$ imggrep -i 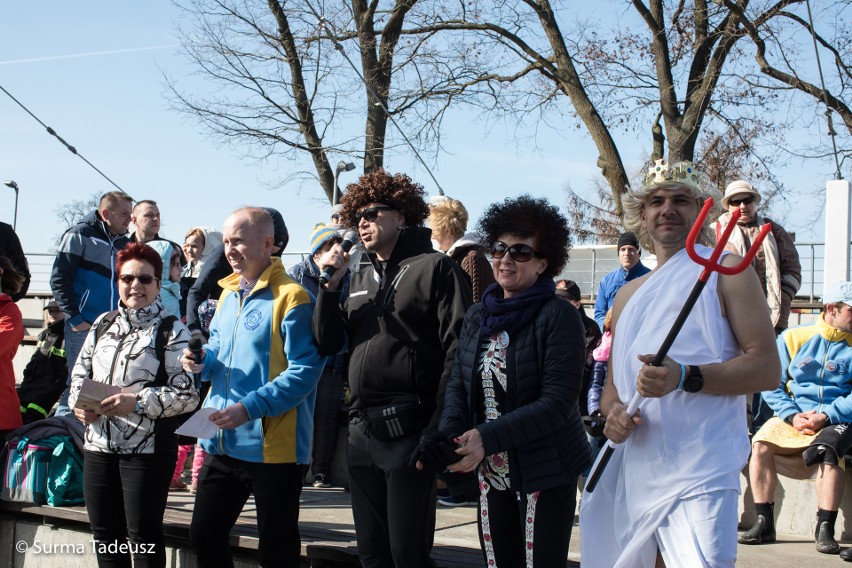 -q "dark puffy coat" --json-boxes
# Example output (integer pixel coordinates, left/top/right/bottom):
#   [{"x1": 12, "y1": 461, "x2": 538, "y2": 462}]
[{"x1": 440, "y1": 297, "x2": 593, "y2": 493}]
